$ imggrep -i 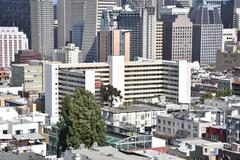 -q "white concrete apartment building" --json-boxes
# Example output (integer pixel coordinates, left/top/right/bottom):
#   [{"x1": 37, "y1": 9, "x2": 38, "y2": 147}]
[
  {"x1": 45, "y1": 56, "x2": 191, "y2": 123},
  {"x1": 0, "y1": 27, "x2": 28, "y2": 67}
]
